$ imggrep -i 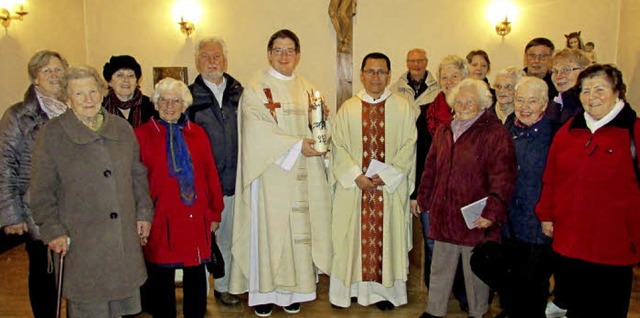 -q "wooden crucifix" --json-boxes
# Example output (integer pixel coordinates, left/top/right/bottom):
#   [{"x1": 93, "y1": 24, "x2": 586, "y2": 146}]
[{"x1": 328, "y1": 0, "x2": 356, "y2": 109}]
